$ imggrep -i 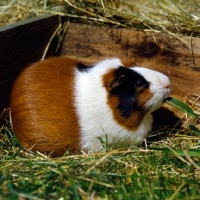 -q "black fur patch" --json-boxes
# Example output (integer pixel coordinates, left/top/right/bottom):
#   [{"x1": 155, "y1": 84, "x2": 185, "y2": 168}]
[
  {"x1": 77, "y1": 63, "x2": 93, "y2": 72},
  {"x1": 110, "y1": 66, "x2": 149, "y2": 118}
]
